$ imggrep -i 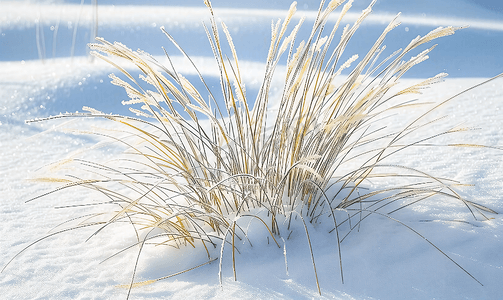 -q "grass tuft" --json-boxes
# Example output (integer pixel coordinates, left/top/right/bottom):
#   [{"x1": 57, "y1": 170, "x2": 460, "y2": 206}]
[{"x1": 4, "y1": 0, "x2": 502, "y2": 297}]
